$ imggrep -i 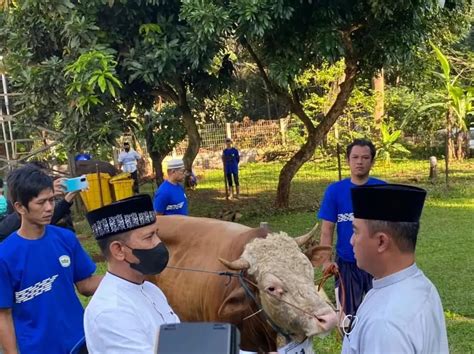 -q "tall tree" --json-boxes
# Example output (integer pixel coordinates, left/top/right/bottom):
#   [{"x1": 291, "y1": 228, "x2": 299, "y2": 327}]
[
  {"x1": 182, "y1": 0, "x2": 472, "y2": 207},
  {"x1": 1, "y1": 0, "x2": 228, "y2": 176}
]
